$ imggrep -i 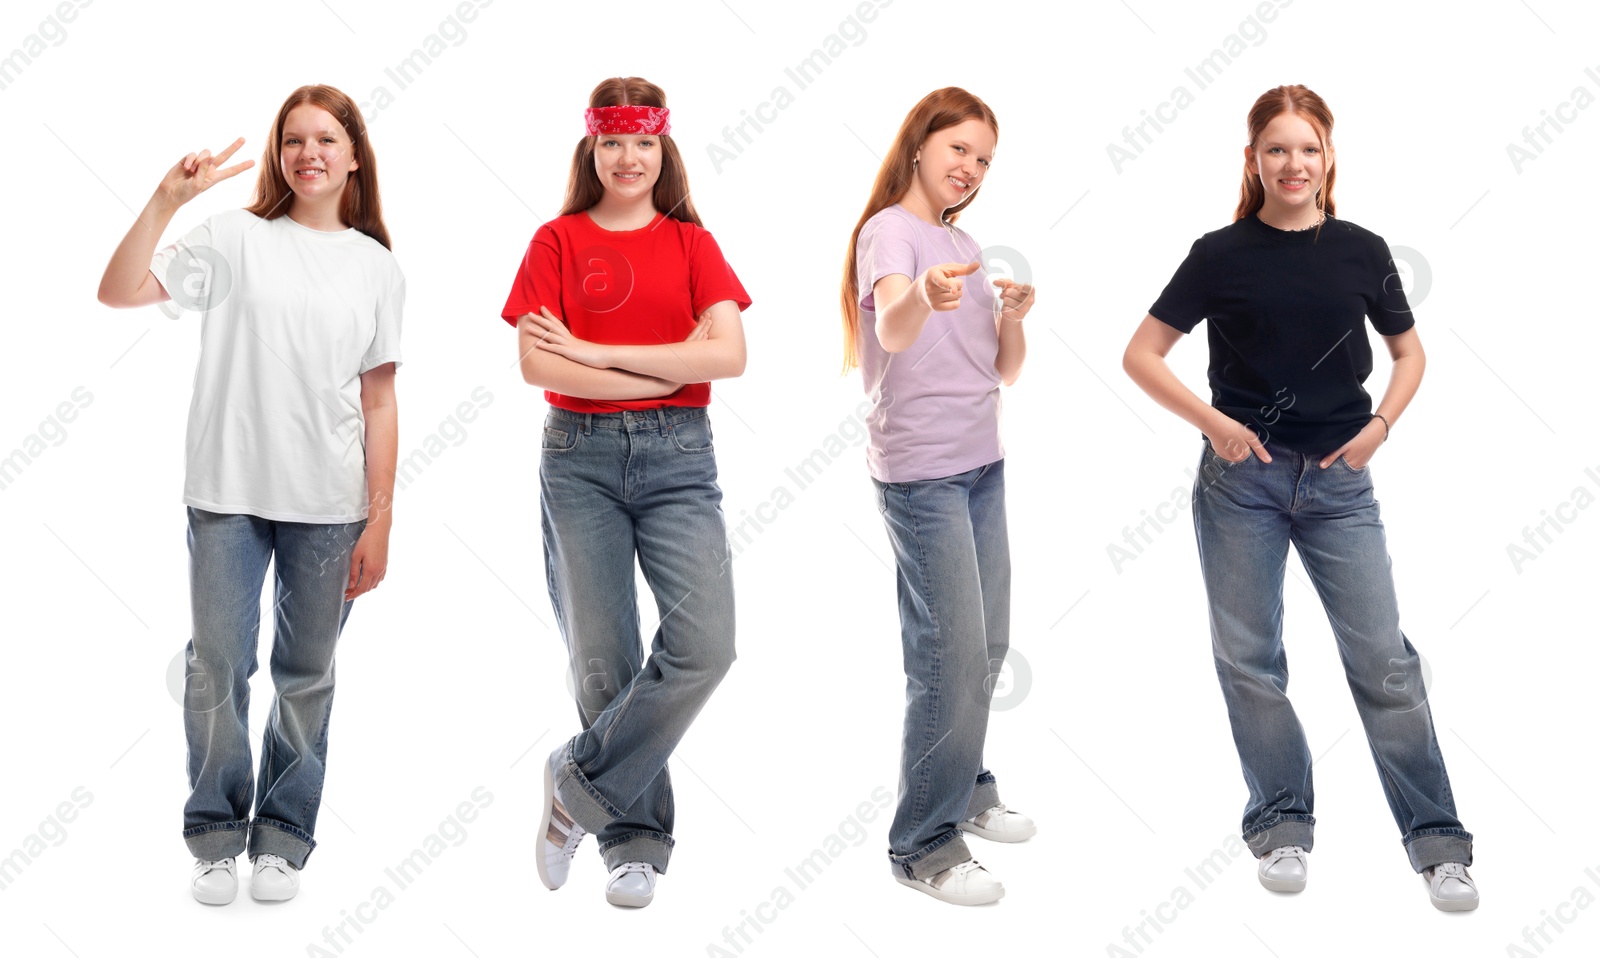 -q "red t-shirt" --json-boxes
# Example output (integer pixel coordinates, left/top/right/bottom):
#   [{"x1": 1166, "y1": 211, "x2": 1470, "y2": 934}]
[{"x1": 501, "y1": 210, "x2": 752, "y2": 412}]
